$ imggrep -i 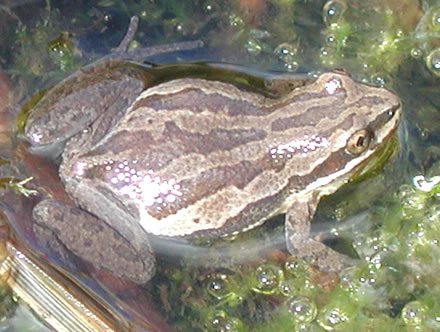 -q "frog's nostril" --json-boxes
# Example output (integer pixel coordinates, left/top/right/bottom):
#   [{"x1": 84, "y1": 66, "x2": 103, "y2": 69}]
[{"x1": 386, "y1": 103, "x2": 400, "y2": 118}]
